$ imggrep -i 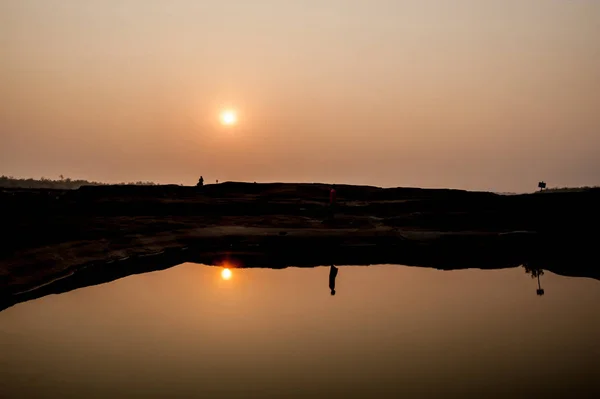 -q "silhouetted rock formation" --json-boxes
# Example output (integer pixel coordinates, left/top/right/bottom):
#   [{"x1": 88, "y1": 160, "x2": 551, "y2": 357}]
[{"x1": 1, "y1": 182, "x2": 599, "y2": 311}]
